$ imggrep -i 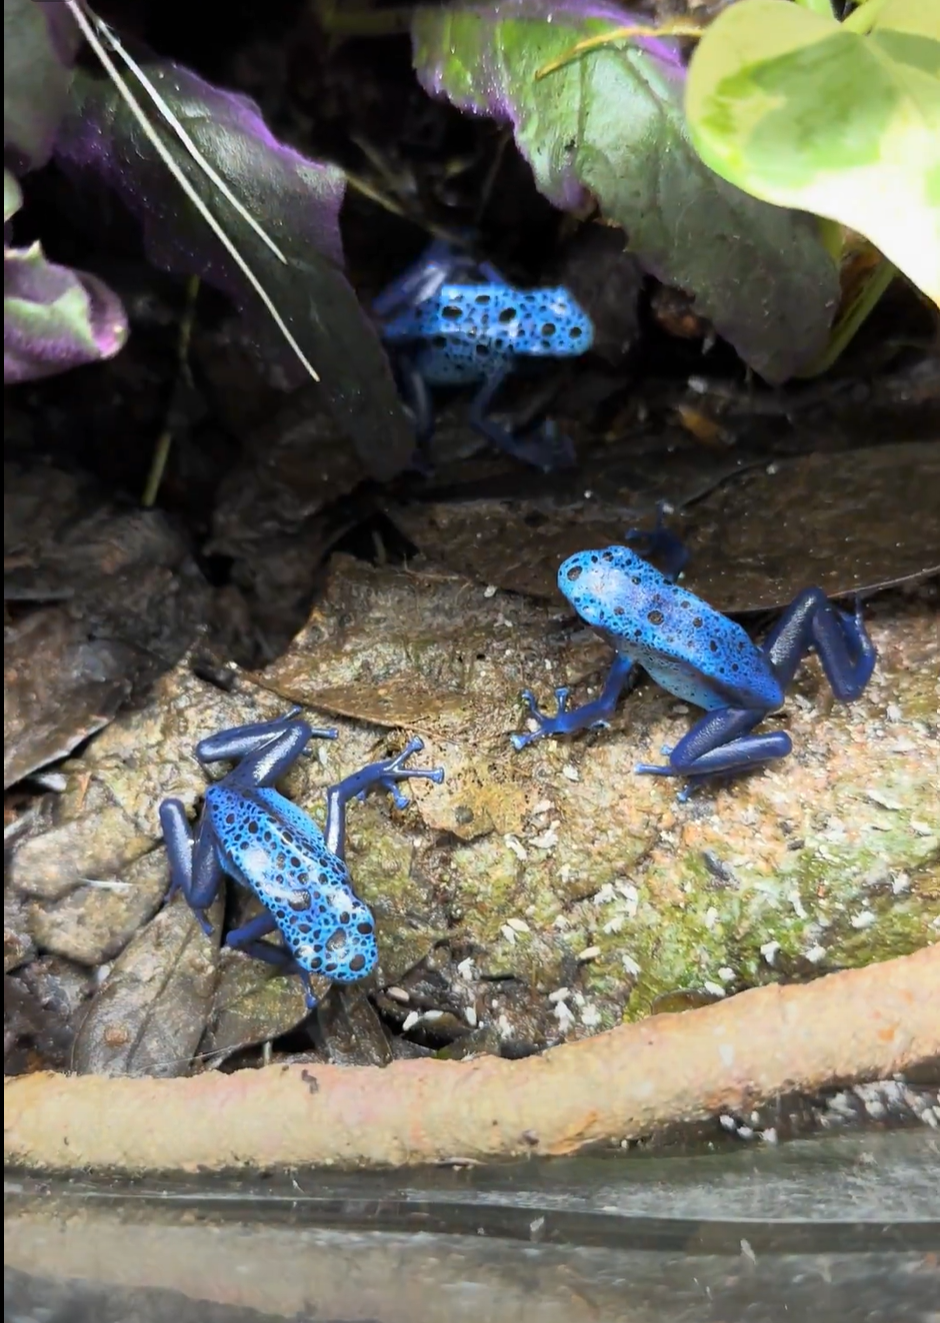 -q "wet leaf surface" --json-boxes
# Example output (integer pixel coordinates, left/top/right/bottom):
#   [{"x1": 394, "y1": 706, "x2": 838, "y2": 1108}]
[
  {"x1": 3, "y1": 610, "x2": 133, "y2": 789},
  {"x1": 313, "y1": 987, "x2": 395, "y2": 1068},
  {"x1": 199, "y1": 951, "x2": 311, "y2": 1065},
  {"x1": 386, "y1": 441, "x2": 940, "y2": 611},
  {"x1": 206, "y1": 397, "x2": 369, "y2": 657},
  {"x1": 4, "y1": 463, "x2": 210, "y2": 787},
  {"x1": 4, "y1": 955, "x2": 92, "y2": 1073},
  {"x1": 71, "y1": 896, "x2": 220, "y2": 1078}
]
